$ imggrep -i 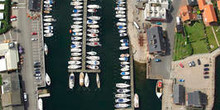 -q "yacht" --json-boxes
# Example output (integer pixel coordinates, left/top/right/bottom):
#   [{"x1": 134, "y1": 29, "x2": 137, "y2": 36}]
[
  {"x1": 116, "y1": 1, "x2": 126, "y2": 4},
  {"x1": 73, "y1": 9, "x2": 82, "y2": 13},
  {"x1": 72, "y1": 32, "x2": 83, "y2": 36},
  {"x1": 69, "y1": 73, "x2": 75, "y2": 89},
  {"x1": 71, "y1": 13, "x2": 82, "y2": 17},
  {"x1": 38, "y1": 98, "x2": 43, "y2": 110},
  {"x1": 134, "y1": 93, "x2": 139, "y2": 108},
  {"x1": 87, "y1": 33, "x2": 98, "y2": 37},
  {"x1": 118, "y1": 26, "x2": 127, "y2": 30},
  {"x1": 87, "y1": 4, "x2": 101, "y2": 9},
  {"x1": 88, "y1": 24, "x2": 99, "y2": 28},
  {"x1": 84, "y1": 73, "x2": 89, "y2": 87},
  {"x1": 79, "y1": 72, "x2": 84, "y2": 86},
  {"x1": 122, "y1": 76, "x2": 130, "y2": 80},
  {"x1": 44, "y1": 29, "x2": 53, "y2": 33},
  {"x1": 73, "y1": 21, "x2": 83, "y2": 25},
  {"x1": 120, "y1": 72, "x2": 130, "y2": 75},
  {"x1": 116, "y1": 10, "x2": 125, "y2": 14},
  {"x1": 44, "y1": 23, "x2": 52, "y2": 26},
  {"x1": 117, "y1": 22, "x2": 127, "y2": 26},
  {"x1": 44, "y1": 44, "x2": 48, "y2": 55},
  {"x1": 71, "y1": 48, "x2": 82, "y2": 52},
  {"x1": 116, "y1": 83, "x2": 130, "y2": 88},
  {"x1": 68, "y1": 65, "x2": 81, "y2": 69},
  {"x1": 119, "y1": 46, "x2": 129, "y2": 50},
  {"x1": 86, "y1": 56, "x2": 100, "y2": 60},
  {"x1": 96, "y1": 73, "x2": 100, "y2": 88},
  {"x1": 43, "y1": 18, "x2": 56, "y2": 22},
  {"x1": 156, "y1": 80, "x2": 163, "y2": 99},
  {"x1": 117, "y1": 89, "x2": 130, "y2": 93},
  {"x1": 72, "y1": 41, "x2": 82, "y2": 45},
  {"x1": 116, "y1": 14, "x2": 126, "y2": 18},
  {"x1": 88, "y1": 16, "x2": 101, "y2": 20},
  {"x1": 44, "y1": 26, "x2": 53, "y2": 30},
  {"x1": 87, "y1": 51, "x2": 97, "y2": 55},
  {"x1": 115, "y1": 98, "x2": 130, "y2": 103},
  {"x1": 120, "y1": 53, "x2": 129, "y2": 57},
  {"x1": 87, "y1": 38, "x2": 100, "y2": 42},
  {"x1": 86, "y1": 60, "x2": 100, "y2": 65},
  {"x1": 45, "y1": 73, "x2": 51, "y2": 86},
  {"x1": 88, "y1": 8, "x2": 97, "y2": 13},
  {"x1": 71, "y1": 37, "x2": 82, "y2": 41},
  {"x1": 115, "y1": 7, "x2": 126, "y2": 11},
  {"x1": 121, "y1": 61, "x2": 130, "y2": 65},
  {"x1": 73, "y1": 17, "x2": 83, "y2": 21},
  {"x1": 119, "y1": 57, "x2": 128, "y2": 61},
  {"x1": 87, "y1": 20, "x2": 98, "y2": 24},
  {"x1": 87, "y1": 65, "x2": 99, "y2": 70},
  {"x1": 70, "y1": 44, "x2": 82, "y2": 48},
  {"x1": 119, "y1": 18, "x2": 126, "y2": 22},
  {"x1": 72, "y1": 28, "x2": 82, "y2": 32},
  {"x1": 70, "y1": 57, "x2": 81, "y2": 61},
  {"x1": 115, "y1": 94, "x2": 130, "y2": 98},
  {"x1": 86, "y1": 42, "x2": 101, "y2": 47},
  {"x1": 120, "y1": 33, "x2": 128, "y2": 37},
  {"x1": 70, "y1": 1, "x2": 83, "y2": 6},
  {"x1": 68, "y1": 61, "x2": 81, "y2": 65},
  {"x1": 44, "y1": 33, "x2": 53, "y2": 37},
  {"x1": 74, "y1": 5, "x2": 83, "y2": 9},
  {"x1": 71, "y1": 25, "x2": 83, "y2": 29},
  {"x1": 87, "y1": 29, "x2": 99, "y2": 33},
  {"x1": 119, "y1": 29, "x2": 126, "y2": 33},
  {"x1": 120, "y1": 39, "x2": 129, "y2": 43},
  {"x1": 115, "y1": 104, "x2": 129, "y2": 108},
  {"x1": 71, "y1": 52, "x2": 82, "y2": 56},
  {"x1": 121, "y1": 67, "x2": 129, "y2": 72},
  {"x1": 44, "y1": 15, "x2": 52, "y2": 18}
]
